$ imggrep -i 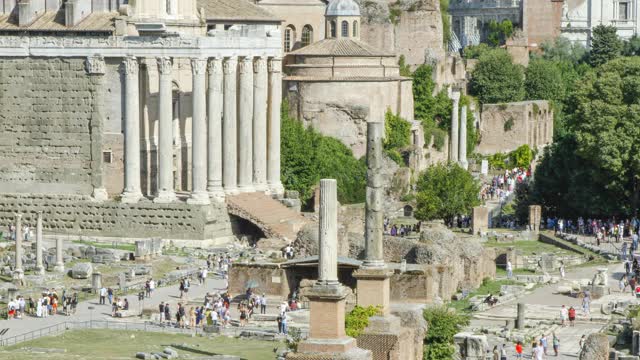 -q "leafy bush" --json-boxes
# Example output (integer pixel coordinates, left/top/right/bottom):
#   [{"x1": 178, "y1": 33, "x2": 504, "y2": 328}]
[
  {"x1": 415, "y1": 163, "x2": 481, "y2": 224},
  {"x1": 488, "y1": 152, "x2": 508, "y2": 170},
  {"x1": 423, "y1": 307, "x2": 470, "y2": 360},
  {"x1": 503, "y1": 117, "x2": 514, "y2": 131},
  {"x1": 463, "y1": 43, "x2": 491, "y2": 59},
  {"x1": 487, "y1": 19, "x2": 513, "y2": 47},
  {"x1": 281, "y1": 100, "x2": 366, "y2": 205},
  {"x1": 384, "y1": 110, "x2": 411, "y2": 150},
  {"x1": 510, "y1": 144, "x2": 533, "y2": 168},
  {"x1": 345, "y1": 306, "x2": 381, "y2": 338},
  {"x1": 398, "y1": 55, "x2": 412, "y2": 77},
  {"x1": 385, "y1": 149, "x2": 404, "y2": 166}
]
